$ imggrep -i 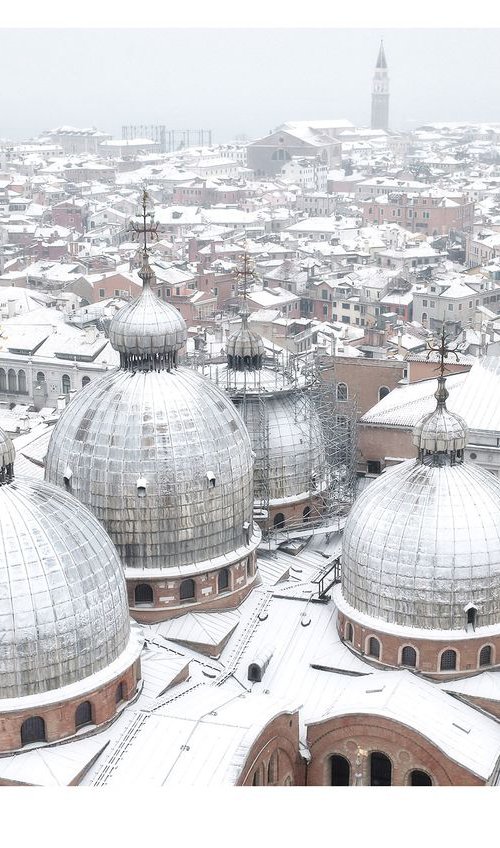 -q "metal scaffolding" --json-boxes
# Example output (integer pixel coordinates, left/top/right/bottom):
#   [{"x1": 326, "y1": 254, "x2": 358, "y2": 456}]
[
  {"x1": 121, "y1": 126, "x2": 213, "y2": 154},
  {"x1": 189, "y1": 333, "x2": 358, "y2": 542}
]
